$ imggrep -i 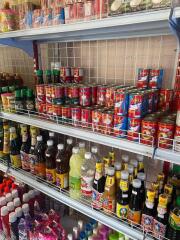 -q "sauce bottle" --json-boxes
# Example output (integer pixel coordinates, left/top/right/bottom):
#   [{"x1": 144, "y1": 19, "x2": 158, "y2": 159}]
[
  {"x1": 108, "y1": 150, "x2": 115, "y2": 166},
  {"x1": 164, "y1": 183, "x2": 173, "y2": 211},
  {"x1": 121, "y1": 154, "x2": 129, "y2": 170},
  {"x1": 137, "y1": 172, "x2": 146, "y2": 207},
  {"x1": 14, "y1": 89, "x2": 23, "y2": 113},
  {"x1": 136, "y1": 154, "x2": 144, "y2": 173},
  {"x1": 103, "y1": 156, "x2": 111, "y2": 177},
  {"x1": 152, "y1": 181, "x2": 159, "y2": 213},
  {"x1": 0, "y1": 120, "x2": 3, "y2": 158},
  {"x1": 3, "y1": 121, "x2": 10, "y2": 160},
  {"x1": 1, "y1": 206, "x2": 10, "y2": 239},
  {"x1": 130, "y1": 159, "x2": 138, "y2": 178},
  {"x1": 157, "y1": 172, "x2": 165, "y2": 194},
  {"x1": 29, "y1": 126, "x2": 38, "y2": 175},
  {"x1": 35, "y1": 135, "x2": 46, "y2": 179},
  {"x1": 141, "y1": 189, "x2": 155, "y2": 233},
  {"x1": 52, "y1": 69, "x2": 60, "y2": 83},
  {"x1": 114, "y1": 162, "x2": 121, "y2": 191},
  {"x1": 128, "y1": 179, "x2": 142, "y2": 224},
  {"x1": 127, "y1": 164, "x2": 134, "y2": 196},
  {"x1": 20, "y1": 125, "x2": 30, "y2": 171},
  {"x1": 9, "y1": 127, "x2": 21, "y2": 168},
  {"x1": 56, "y1": 144, "x2": 69, "y2": 189},
  {"x1": 116, "y1": 170, "x2": 129, "y2": 219},
  {"x1": 36, "y1": 70, "x2": 44, "y2": 84},
  {"x1": 26, "y1": 89, "x2": 35, "y2": 112},
  {"x1": 103, "y1": 167, "x2": 116, "y2": 213},
  {"x1": 45, "y1": 140, "x2": 56, "y2": 184}
]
